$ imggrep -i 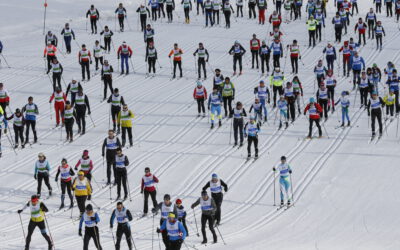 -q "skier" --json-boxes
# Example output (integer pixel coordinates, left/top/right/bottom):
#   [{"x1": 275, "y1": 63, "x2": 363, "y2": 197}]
[
  {"x1": 316, "y1": 83, "x2": 329, "y2": 120},
  {"x1": 254, "y1": 80, "x2": 270, "y2": 122},
  {"x1": 283, "y1": 0, "x2": 292, "y2": 23},
  {"x1": 193, "y1": 42, "x2": 209, "y2": 80},
  {"x1": 314, "y1": 59, "x2": 328, "y2": 87},
  {"x1": 144, "y1": 24, "x2": 155, "y2": 48},
  {"x1": 231, "y1": 101, "x2": 246, "y2": 146},
  {"x1": 75, "y1": 149, "x2": 94, "y2": 181},
  {"x1": 193, "y1": 81, "x2": 208, "y2": 117},
  {"x1": 322, "y1": 42, "x2": 337, "y2": 71},
  {"x1": 304, "y1": 97, "x2": 323, "y2": 138},
  {"x1": 145, "y1": 42, "x2": 158, "y2": 76},
  {"x1": 307, "y1": 15, "x2": 318, "y2": 47},
  {"x1": 72, "y1": 87, "x2": 91, "y2": 135},
  {"x1": 157, "y1": 213, "x2": 187, "y2": 249},
  {"x1": 205, "y1": 0, "x2": 214, "y2": 27},
  {"x1": 339, "y1": 41, "x2": 352, "y2": 77},
  {"x1": 270, "y1": 38, "x2": 283, "y2": 69},
  {"x1": 213, "y1": 68, "x2": 225, "y2": 92},
  {"x1": 191, "y1": 191, "x2": 217, "y2": 244},
  {"x1": 182, "y1": 0, "x2": 193, "y2": 24},
  {"x1": 270, "y1": 26, "x2": 284, "y2": 41},
  {"x1": 273, "y1": 156, "x2": 293, "y2": 206},
  {"x1": 43, "y1": 41, "x2": 57, "y2": 72},
  {"x1": 359, "y1": 71, "x2": 370, "y2": 107},
  {"x1": 365, "y1": 8, "x2": 377, "y2": 39},
  {"x1": 22, "y1": 96, "x2": 39, "y2": 144},
  {"x1": 196, "y1": 0, "x2": 205, "y2": 15},
  {"x1": 117, "y1": 41, "x2": 132, "y2": 75},
  {"x1": 79, "y1": 204, "x2": 102, "y2": 250},
  {"x1": 110, "y1": 202, "x2": 133, "y2": 250},
  {"x1": 236, "y1": 0, "x2": 244, "y2": 17},
  {"x1": 208, "y1": 86, "x2": 223, "y2": 128},
  {"x1": 141, "y1": 167, "x2": 159, "y2": 216},
  {"x1": 222, "y1": 0, "x2": 234, "y2": 28},
  {"x1": 100, "y1": 26, "x2": 114, "y2": 53},
  {"x1": 117, "y1": 104, "x2": 135, "y2": 147},
  {"x1": 136, "y1": 4, "x2": 151, "y2": 32},
  {"x1": 114, "y1": 147, "x2": 130, "y2": 200},
  {"x1": 375, "y1": 0, "x2": 382, "y2": 13},
  {"x1": 102, "y1": 130, "x2": 121, "y2": 185},
  {"x1": 166, "y1": 0, "x2": 176, "y2": 22},
  {"x1": 335, "y1": 91, "x2": 351, "y2": 126},
  {"x1": 248, "y1": 0, "x2": 257, "y2": 19},
  {"x1": 249, "y1": 98, "x2": 263, "y2": 123},
  {"x1": 101, "y1": 60, "x2": 114, "y2": 100},
  {"x1": 49, "y1": 87, "x2": 67, "y2": 127},
  {"x1": 86, "y1": 5, "x2": 100, "y2": 34},
  {"x1": 107, "y1": 88, "x2": 125, "y2": 133},
  {"x1": 386, "y1": 69, "x2": 399, "y2": 114},
  {"x1": 332, "y1": 12, "x2": 343, "y2": 43},
  {"x1": 277, "y1": 95, "x2": 289, "y2": 129},
  {"x1": 259, "y1": 40, "x2": 271, "y2": 75},
  {"x1": 47, "y1": 57, "x2": 63, "y2": 92},
  {"x1": 66, "y1": 78, "x2": 82, "y2": 105},
  {"x1": 175, "y1": 199, "x2": 189, "y2": 235},
  {"x1": 350, "y1": 51, "x2": 365, "y2": 89},
  {"x1": 73, "y1": 171, "x2": 92, "y2": 217},
  {"x1": 228, "y1": 41, "x2": 246, "y2": 75},
  {"x1": 202, "y1": 174, "x2": 228, "y2": 226},
  {"x1": 269, "y1": 10, "x2": 282, "y2": 29},
  {"x1": 78, "y1": 44, "x2": 92, "y2": 81},
  {"x1": 386, "y1": 0, "x2": 394, "y2": 17},
  {"x1": 115, "y1": 3, "x2": 127, "y2": 32},
  {"x1": 222, "y1": 77, "x2": 235, "y2": 117},
  {"x1": 93, "y1": 40, "x2": 104, "y2": 71},
  {"x1": 62, "y1": 101, "x2": 75, "y2": 142},
  {"x1": 45, "y1": 31, "x2": 58, "y2": 46},
  {"x1": 325, "y1": 69, "x2": 337, "y2": 112},
  {"x1": 17, "y1": 195, "x2": 53, "y2": 250},
  {"x1": 168, "y1": 43, "x2": 184, "y2": 78},
  {"x1": 292, "y1": 76, "x2": 304, "y2": 114},
  {"x1": 152, "y1": 194, "x2": 178, "y2": 249},
  {"x1": 270, "y1": 67, "x2": 285, "y2": 107},
  {"x1": 0, "y1": 82, "x2": 9, "y2": 117},
  {"x1": 284, "y1": 81, "x2": 296, "y2": 122},
  {"x1": 7, "y1": 108, "x2": 25, "y2": 149},
  {"x1": 149, "y1": 0, "x2": 159, "y2": 21},
  {"x1": 257, "y1": 0, "x2": 267, "y2": 24},
  {"x1": 61, "y1": 23, "x2": 75, "y2": 54},
  {"x1": 372, "y1": 63, "x2": 382, "y2": 94},
  {"x1": 354, "y1": 18, "x2": 367, "y2": 46},
  {"x1": 55, "y1": 158, "x2": 75, "y2": 209},
  {"x1": 0, "y1": 113, "x2": 7, "y2": 156},
  {"x1": 396, "y1": 0, "x2": 400, "y2": 21},
  {"x1": 375, "y1": 21, "x2": 385, "y2": 51},
  {"x1": 287, "y1": 40, "x2": 301, "y2": 74},
  {"x1": 34, "y1": 152, "x2": 52, "y2": 197},
  {"x1": 213, "y1": 0, "x2": 222, "y2": 25},
  {"x1": 244, "y1": 116, "x2": 260, "y2": 159},
  {"x1": 314, "y1": 9, "x2": 325, "y2": 42},
  {"x1": 250, "y1": 34, "x2": 261, "y2": 69},
  {"x1": 383, "y1": 89, "x2": 396, "y2": 120},
  {"x1": 367, "y1": 91, "x2": 385, "y2": 138}
]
